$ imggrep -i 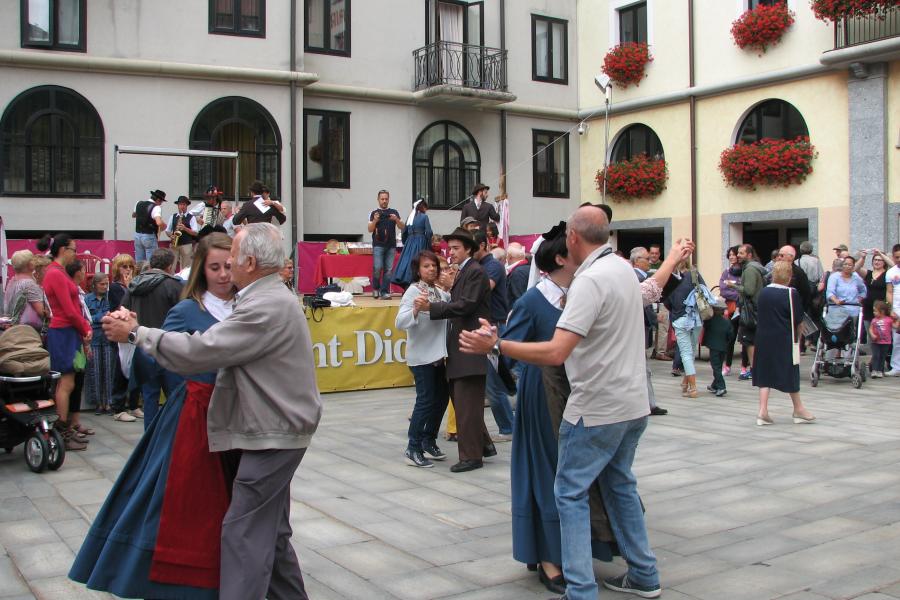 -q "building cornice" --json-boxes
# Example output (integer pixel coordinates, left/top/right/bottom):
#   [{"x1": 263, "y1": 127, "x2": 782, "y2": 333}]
[
  {"x1": 820, "y1": 36, "x2": 900, "y2": 68},
  {"x1": 0, "y1": 50, "x2": 319, "y2": 86}
]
